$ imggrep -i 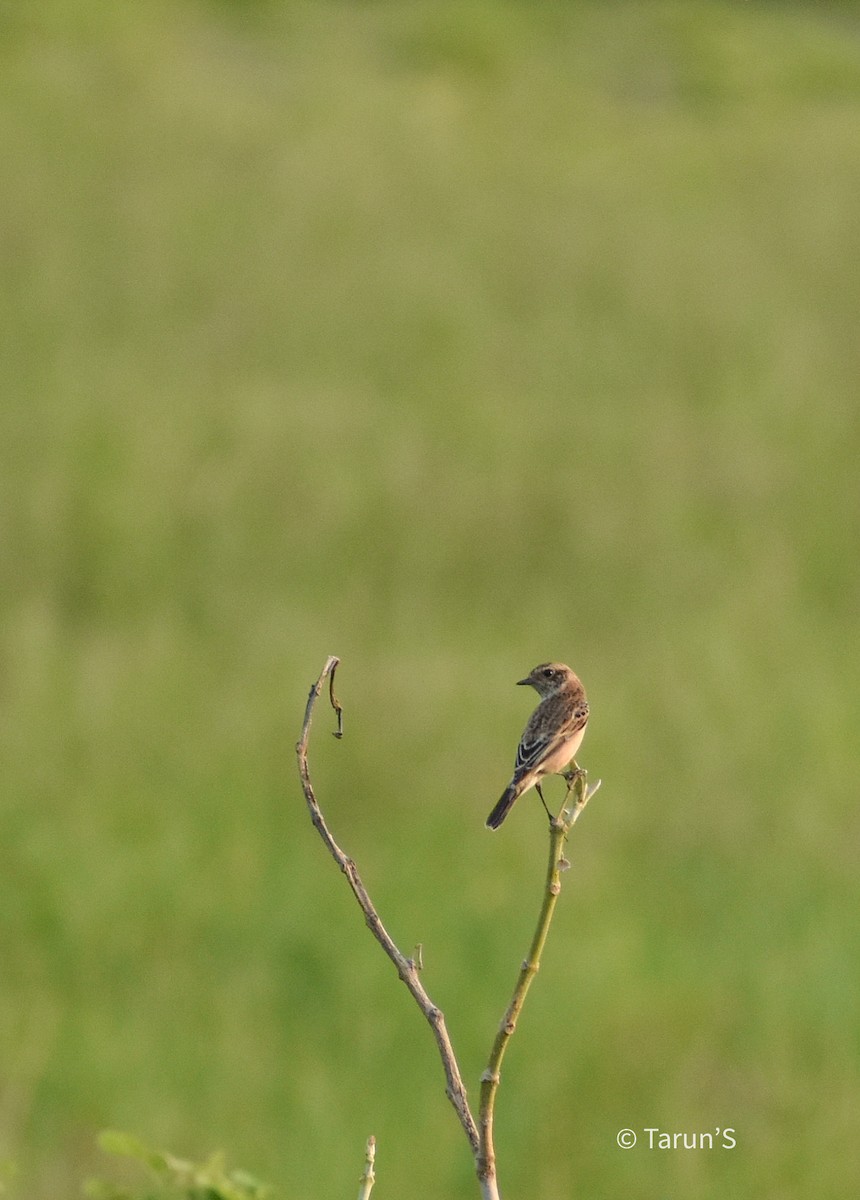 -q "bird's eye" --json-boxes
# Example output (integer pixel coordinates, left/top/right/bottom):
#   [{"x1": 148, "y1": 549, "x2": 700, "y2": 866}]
[{"x1": 542, "y1": 668, "x2": 554, "y2": 678}]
